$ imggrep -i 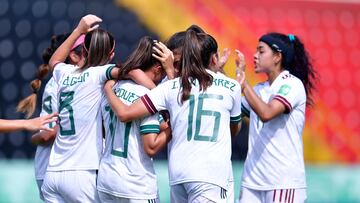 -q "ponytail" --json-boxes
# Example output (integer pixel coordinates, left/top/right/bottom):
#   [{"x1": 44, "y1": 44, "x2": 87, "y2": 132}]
[
  {"x1": 166, "y1": 24, "x2": 205, "y2": 52},
  {"x1": 186, "y1": 24, "x2": 205, "y2": 33},
  {"x1": 82, "y1": 29, "x2": 115, "y2": 70},
  {"x1": 290, "y1": 35, "x2": 318, "y2": 106},
  {"x1": 179, "y1": 30, "x2": 215, "y2": 103},
  {"x1": 16, "y1": 64, "x2": 50, "y2": 118},
  {"x1": 17, "y1": 34, "x2": 69, "y2": 118},
  {"x1": 259, "y1": 32, "x2": 318, "y2": 106}
]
